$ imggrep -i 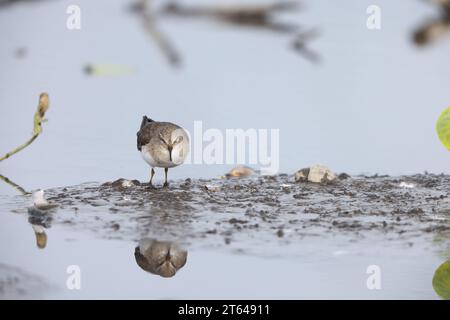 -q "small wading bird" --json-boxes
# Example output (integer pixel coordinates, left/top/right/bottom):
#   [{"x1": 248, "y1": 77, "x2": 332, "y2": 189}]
[
  {"x1": 137, "y1": 116, "x2": 189, "y2": 188},
  {"x1": 413, "y1": 0, "x2": 450, "y2": 45}
]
